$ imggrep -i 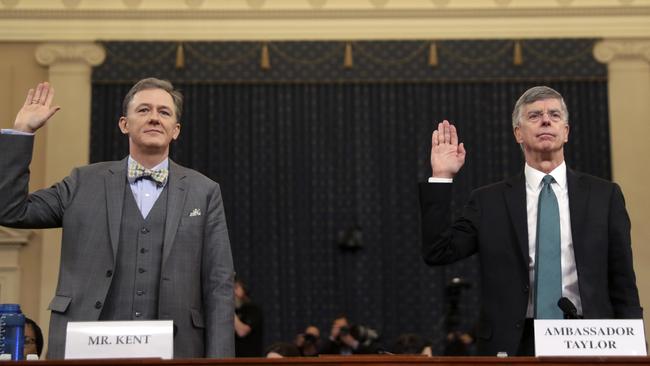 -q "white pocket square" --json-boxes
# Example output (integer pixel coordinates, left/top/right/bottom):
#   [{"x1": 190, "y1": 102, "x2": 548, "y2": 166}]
[{"x1": 189, "y1": 208, "x2": 201, "y2": 217}]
